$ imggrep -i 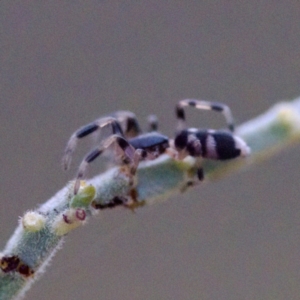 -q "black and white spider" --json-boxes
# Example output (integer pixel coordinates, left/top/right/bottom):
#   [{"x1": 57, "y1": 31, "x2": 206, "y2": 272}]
[{"x1": 63, "y1": 100, "x2": 250, "y2": 194}]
